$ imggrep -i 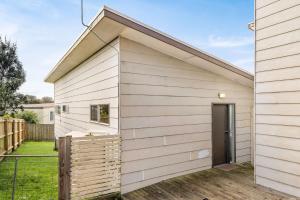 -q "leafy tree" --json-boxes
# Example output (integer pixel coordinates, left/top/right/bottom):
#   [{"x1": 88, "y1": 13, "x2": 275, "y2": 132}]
[
  {"x1": 2, "y1": 113, "x2": 11, "y2": 120},
  {"x1": 24, "y1": 95, "x2": 53, "y2": 104},
  {"x1": 15, "y1": 111, "x2": 39, "y2": 124},
  {"x1": 41, "y1": 96, "x2": 53, "y2": 103},
  {"x1": 8, "y1": 93, "x2": 26, "y2": 115},
  {"x1": 25, "y1": 95, "x2": 40, "y2": 104},
  {"x1": 0, "y1": 36, "x2": 26, "y2": 115}
]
